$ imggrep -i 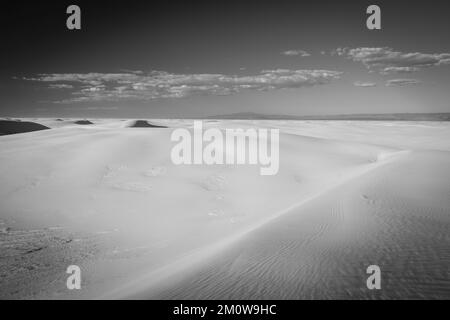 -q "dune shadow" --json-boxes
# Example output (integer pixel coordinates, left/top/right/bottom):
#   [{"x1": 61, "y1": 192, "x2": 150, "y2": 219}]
[
  {"x1": 0, "y1": 120, "x2": 49, "y2": 136},
  {"x1": 74, "y1": 120, "x2": 94, "y2": 125},
  {"x1": 128, "y1": 120, "x2": 167, "y2": 128}
]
